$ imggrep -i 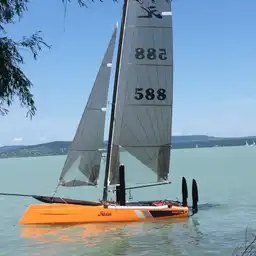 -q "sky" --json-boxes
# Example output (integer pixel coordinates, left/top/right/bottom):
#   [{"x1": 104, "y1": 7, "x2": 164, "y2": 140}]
[{"x1": 1, "y1": 0, "x2": 256, "y2": 146}]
